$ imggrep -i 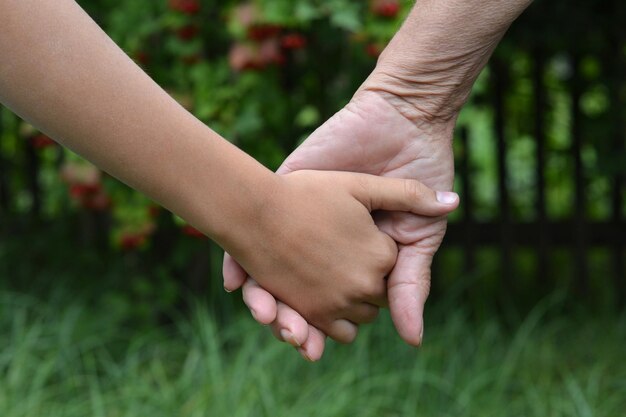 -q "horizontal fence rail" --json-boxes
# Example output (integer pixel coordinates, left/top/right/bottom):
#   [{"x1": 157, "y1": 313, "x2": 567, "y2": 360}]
[
  {"x1": 0, "y1": 50, "x2": 624, "y2": 305},
  {"x1": 446, "y1": 50, "x2": 625, "y2": 303}
]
